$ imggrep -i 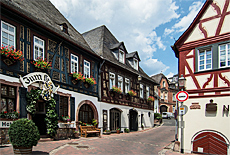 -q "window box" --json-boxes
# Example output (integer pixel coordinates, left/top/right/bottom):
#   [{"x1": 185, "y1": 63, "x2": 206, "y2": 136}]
[{"x1": 1, "y1": 45, "x2": 24, "y2": 66}]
